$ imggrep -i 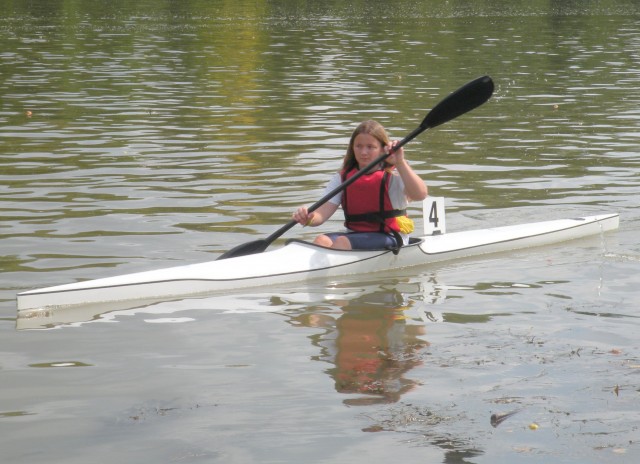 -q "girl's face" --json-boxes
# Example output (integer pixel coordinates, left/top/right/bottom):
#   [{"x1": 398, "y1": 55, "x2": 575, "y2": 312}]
[{"x1": 353, "y1": 133, "x2": 384, "y2": 169}]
